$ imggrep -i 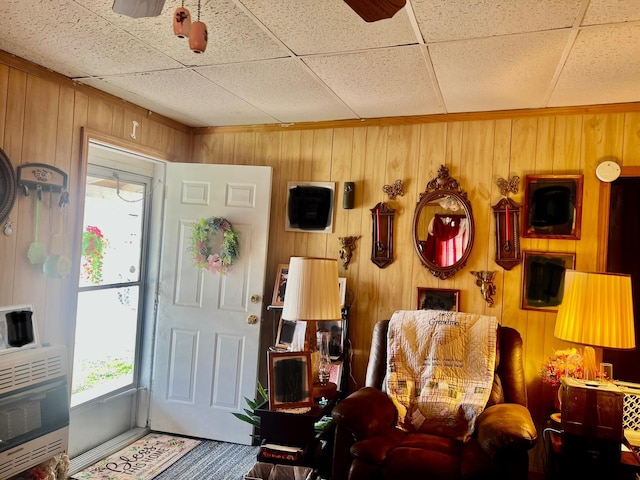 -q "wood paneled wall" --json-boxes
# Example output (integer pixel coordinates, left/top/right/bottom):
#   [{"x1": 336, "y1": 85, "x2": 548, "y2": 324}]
[
  {"x1": 3, "y1": 50, "x2": 640, "y2": 473},
  {"x1": 0, "y1": 53, "x2": 191, "y2": 349},
  {"x1": 192, "y1": 112, "x2": 640, "y2": 471}
]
